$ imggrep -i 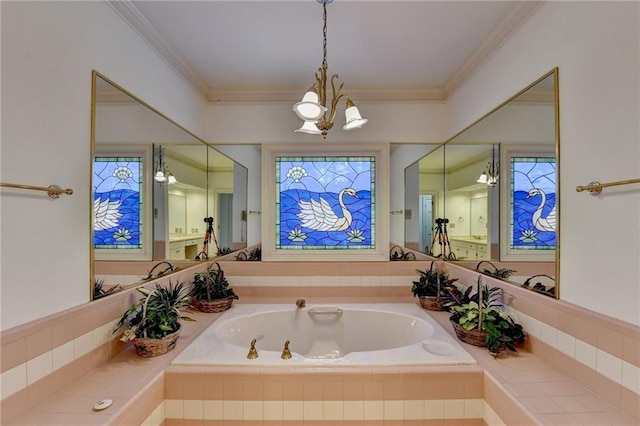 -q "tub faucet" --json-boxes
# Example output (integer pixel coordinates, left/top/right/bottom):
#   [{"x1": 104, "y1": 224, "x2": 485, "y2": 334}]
[
  {"x1": 247, "y1": 338, "x2": 258, "y2": 359},
  {"x1": 296, "y1": 299, "x2": 306, "y2": 308},
  {"x1": 281, "y1": 340, "x2": 292, "y2": 360}
]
